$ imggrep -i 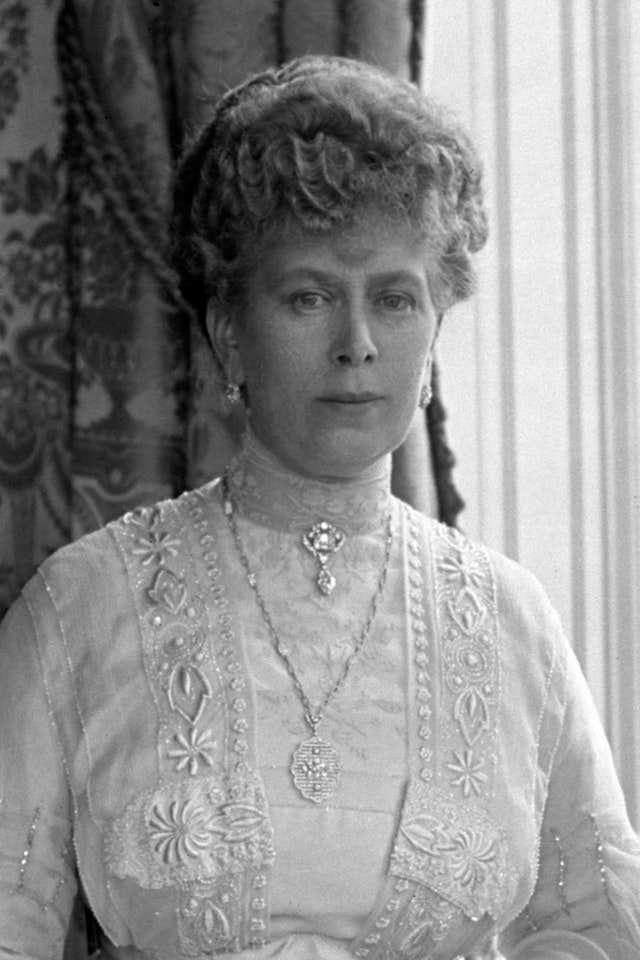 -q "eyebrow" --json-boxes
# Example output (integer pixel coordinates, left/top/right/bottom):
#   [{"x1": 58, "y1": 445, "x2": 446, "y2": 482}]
[{"x1": 266, "y1": 267, "x2": 428, "y2": 290}]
